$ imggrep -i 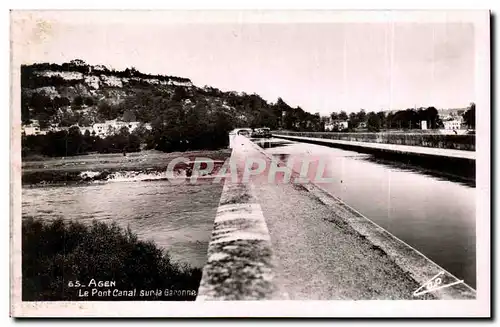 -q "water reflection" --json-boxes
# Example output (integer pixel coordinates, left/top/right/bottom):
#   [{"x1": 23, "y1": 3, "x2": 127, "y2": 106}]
[
  {"x1": 263, "y1": 141, "x2": 476, "y2": 288},
  {"x1": 362, "y1": 156, "x2": 476, "y2": 188}
]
